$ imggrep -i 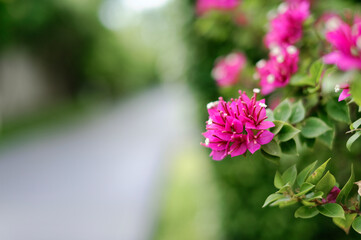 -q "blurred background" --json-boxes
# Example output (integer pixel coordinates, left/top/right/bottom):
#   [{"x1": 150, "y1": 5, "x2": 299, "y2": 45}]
[{"x1": 1, "y1": 0, "x2": 361, "y2": 239}]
